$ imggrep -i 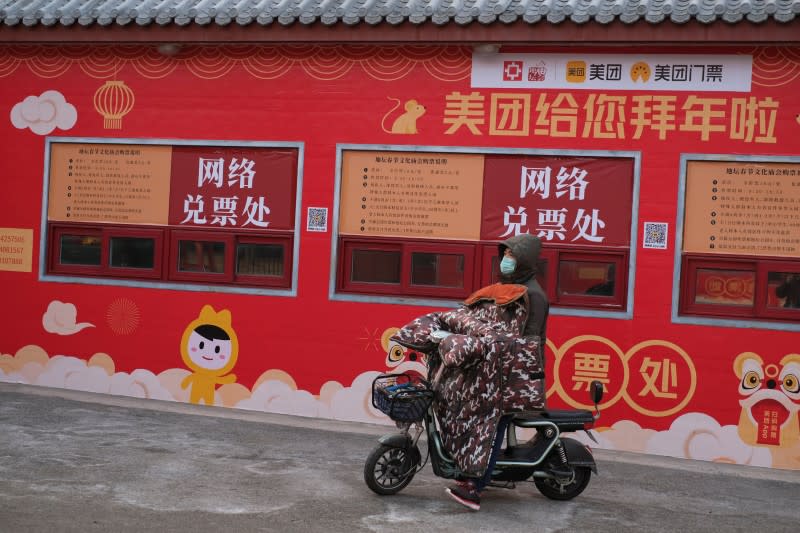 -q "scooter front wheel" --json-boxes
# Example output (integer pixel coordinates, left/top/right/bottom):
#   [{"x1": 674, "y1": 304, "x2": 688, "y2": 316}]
[
  {"x1": 364, "y1": 444, "x2": 419, "y2": 495},
  {"x1": 534, "y1": 466, "x2": 591, "y2": 500}
]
